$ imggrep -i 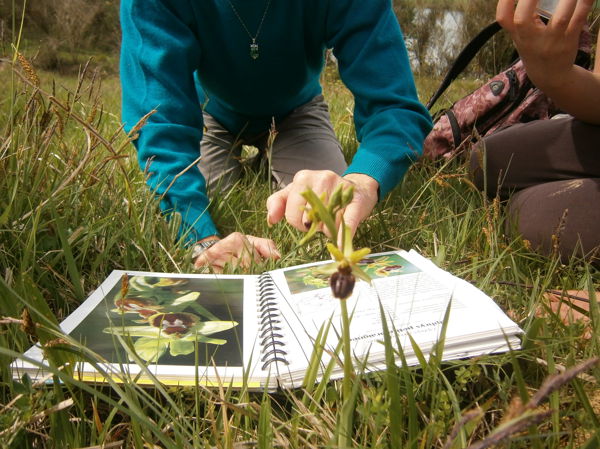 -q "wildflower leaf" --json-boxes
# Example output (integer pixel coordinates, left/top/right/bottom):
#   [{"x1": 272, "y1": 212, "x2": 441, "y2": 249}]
[
  {"x1": 194, "y1": 335, "x2": 228, "y2": 345},
  {"x1": 301, "y1": 189, "x2": 337, "y2": 240},
  {"x1": 298, "y1": 221, "x2": 320, "y2": 245},
  {"x1": 342, "y1": 224, "x2": 354, "y2": 257}
]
